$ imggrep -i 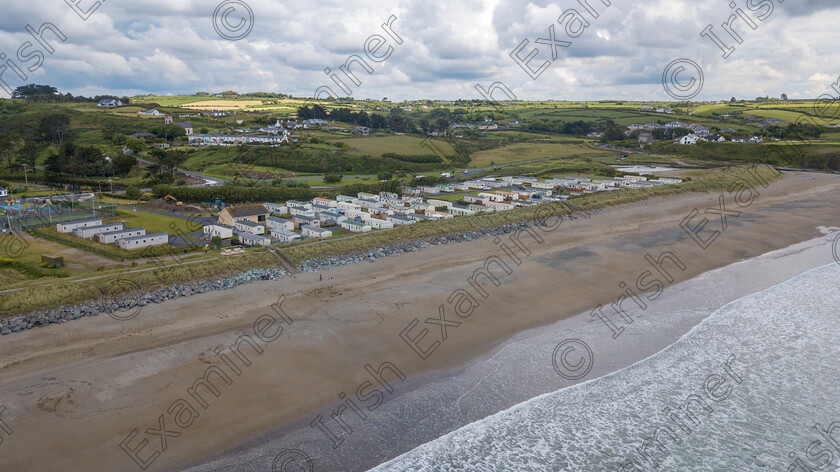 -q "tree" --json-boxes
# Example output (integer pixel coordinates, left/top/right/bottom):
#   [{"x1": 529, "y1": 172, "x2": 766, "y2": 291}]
[
  {"x1": 124, "y1": 185, "x2": 142, "y2": 199},
  {"x1": 730, "y1": 97, "x2": 737, "y2": 103},
  {"x1": 112, "y1": 153, "x2": 138, "y2": 177},
  {"x1": 781, "y1": 93, "x2": 788, "y2": 101},
  {"x1": 38, "y1": 113, "x2": 70, "y2": 144},
  {"x1": 323, "y1": 174, "x2": 342, "y2": 183}
]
